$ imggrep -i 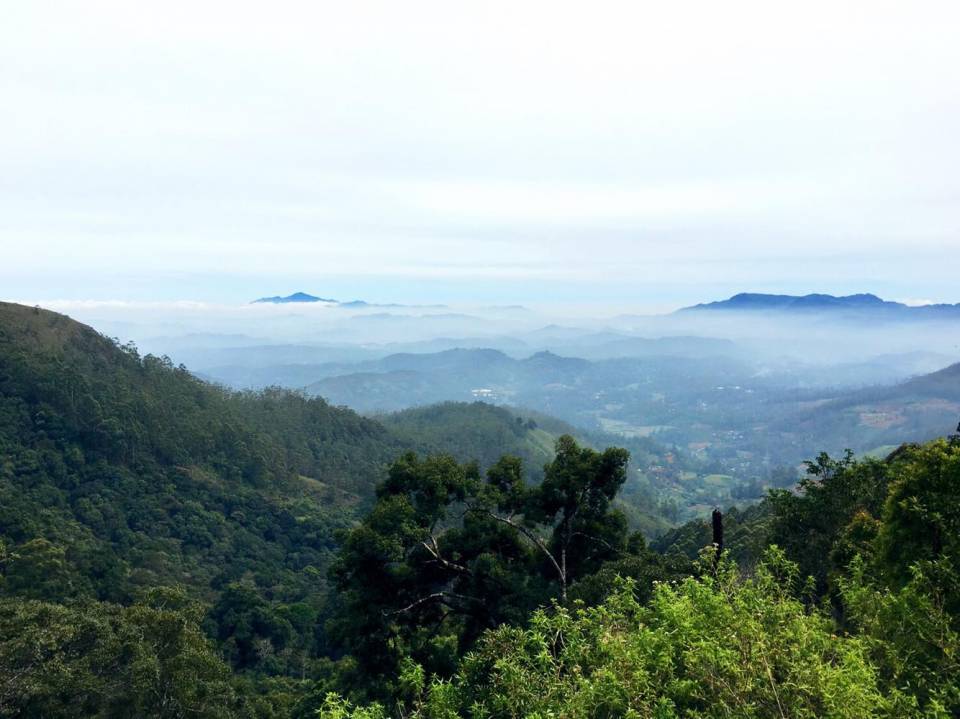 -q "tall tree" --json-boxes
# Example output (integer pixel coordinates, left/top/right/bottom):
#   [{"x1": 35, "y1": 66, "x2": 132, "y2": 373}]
[{"x1": 327, "y1": 436, "x2": 646, "y2": 699}]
